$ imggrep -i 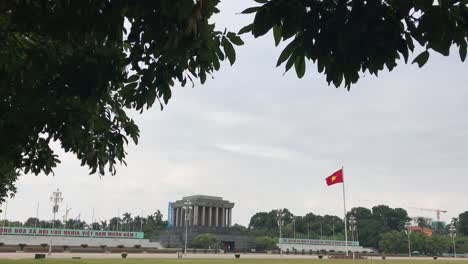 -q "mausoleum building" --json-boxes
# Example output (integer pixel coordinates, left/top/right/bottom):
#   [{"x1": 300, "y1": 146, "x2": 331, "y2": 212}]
[{"x1": 169, "y1": 195, "x2": 234, "y2": 228}]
